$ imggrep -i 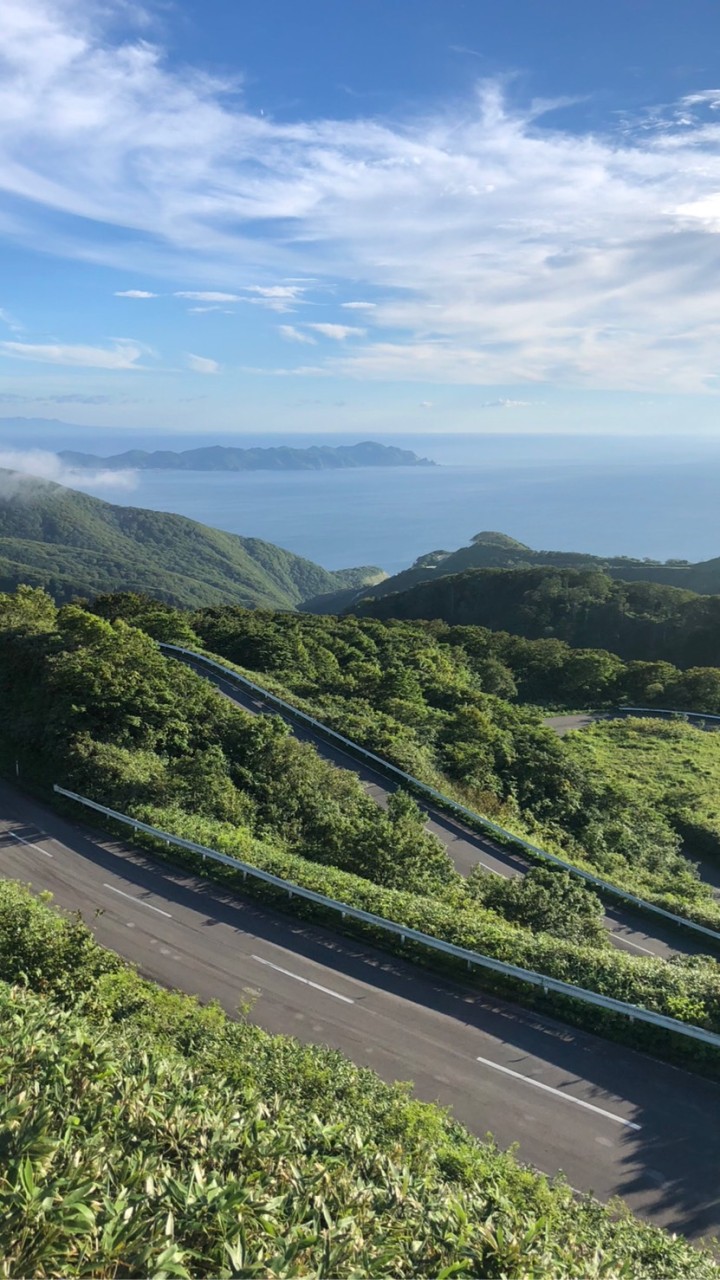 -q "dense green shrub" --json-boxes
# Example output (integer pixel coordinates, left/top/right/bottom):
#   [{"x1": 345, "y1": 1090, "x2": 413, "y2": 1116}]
[{"x1": 139, "y1": 602, "x2": 720, "y2": 928}]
